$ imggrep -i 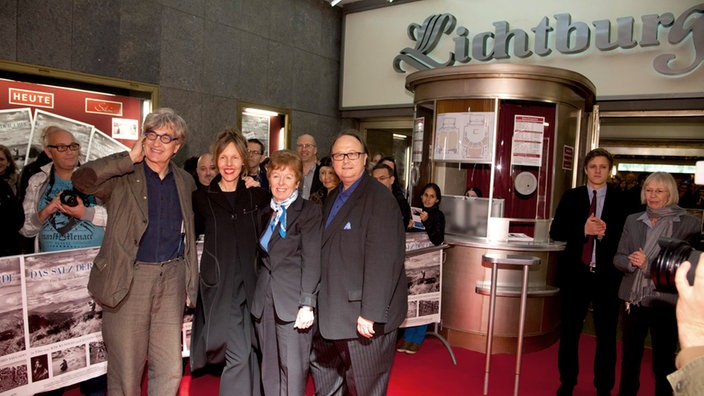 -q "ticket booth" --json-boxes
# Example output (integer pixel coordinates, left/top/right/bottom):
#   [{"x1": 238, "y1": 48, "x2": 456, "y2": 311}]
[{"x1": 406, "y1": 64, "x2": 596, "y2": 353}]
